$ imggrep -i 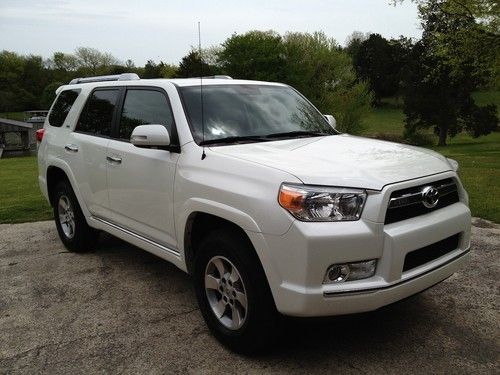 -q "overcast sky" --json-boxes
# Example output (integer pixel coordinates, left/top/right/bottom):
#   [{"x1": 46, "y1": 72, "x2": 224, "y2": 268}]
[{"x1": 0, "y1": 0, "x2": 422, "y2": 65}]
